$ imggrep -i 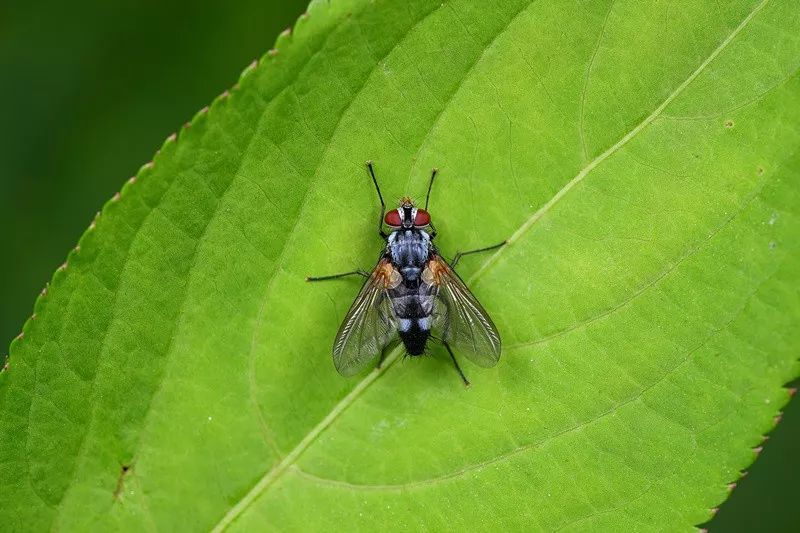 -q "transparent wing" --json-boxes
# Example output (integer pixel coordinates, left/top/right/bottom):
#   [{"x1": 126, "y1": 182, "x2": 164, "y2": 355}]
[
  {"x1": 332, "y1": 259, "x2": 397, "y2": 376},
  {"x1": 430, "y1": 254, "x2": 501, "y2": 367}
]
